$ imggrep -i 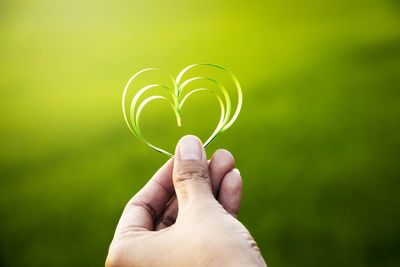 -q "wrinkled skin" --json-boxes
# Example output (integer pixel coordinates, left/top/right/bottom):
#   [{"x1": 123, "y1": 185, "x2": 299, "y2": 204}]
[{"x1": 106, "y1": 135, "x2": 267, "y2": 267}]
